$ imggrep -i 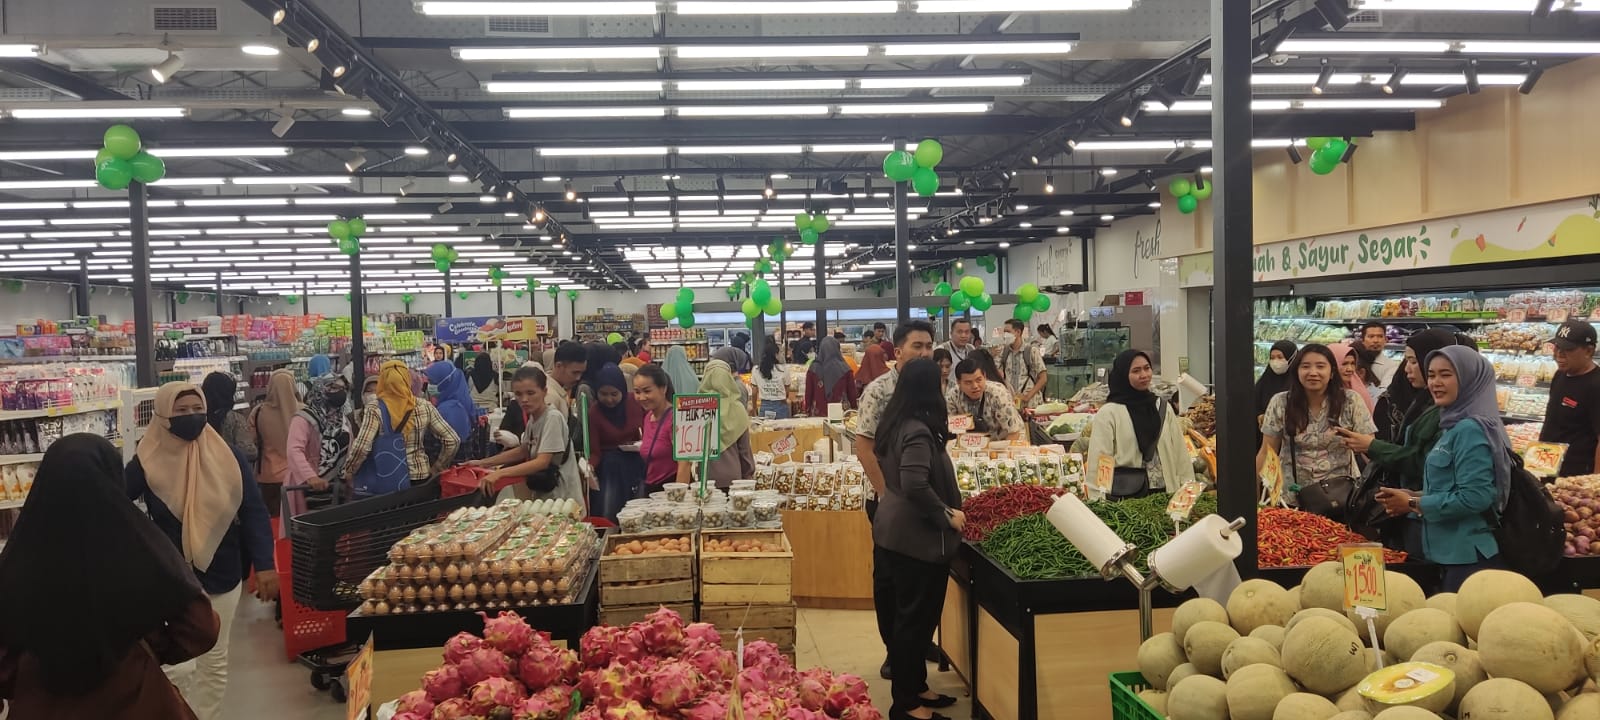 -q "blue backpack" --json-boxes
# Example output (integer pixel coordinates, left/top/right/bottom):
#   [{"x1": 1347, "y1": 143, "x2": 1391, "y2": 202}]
[{"x1": 352, "y1": 404, "x2": 413, "y2": 498}]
